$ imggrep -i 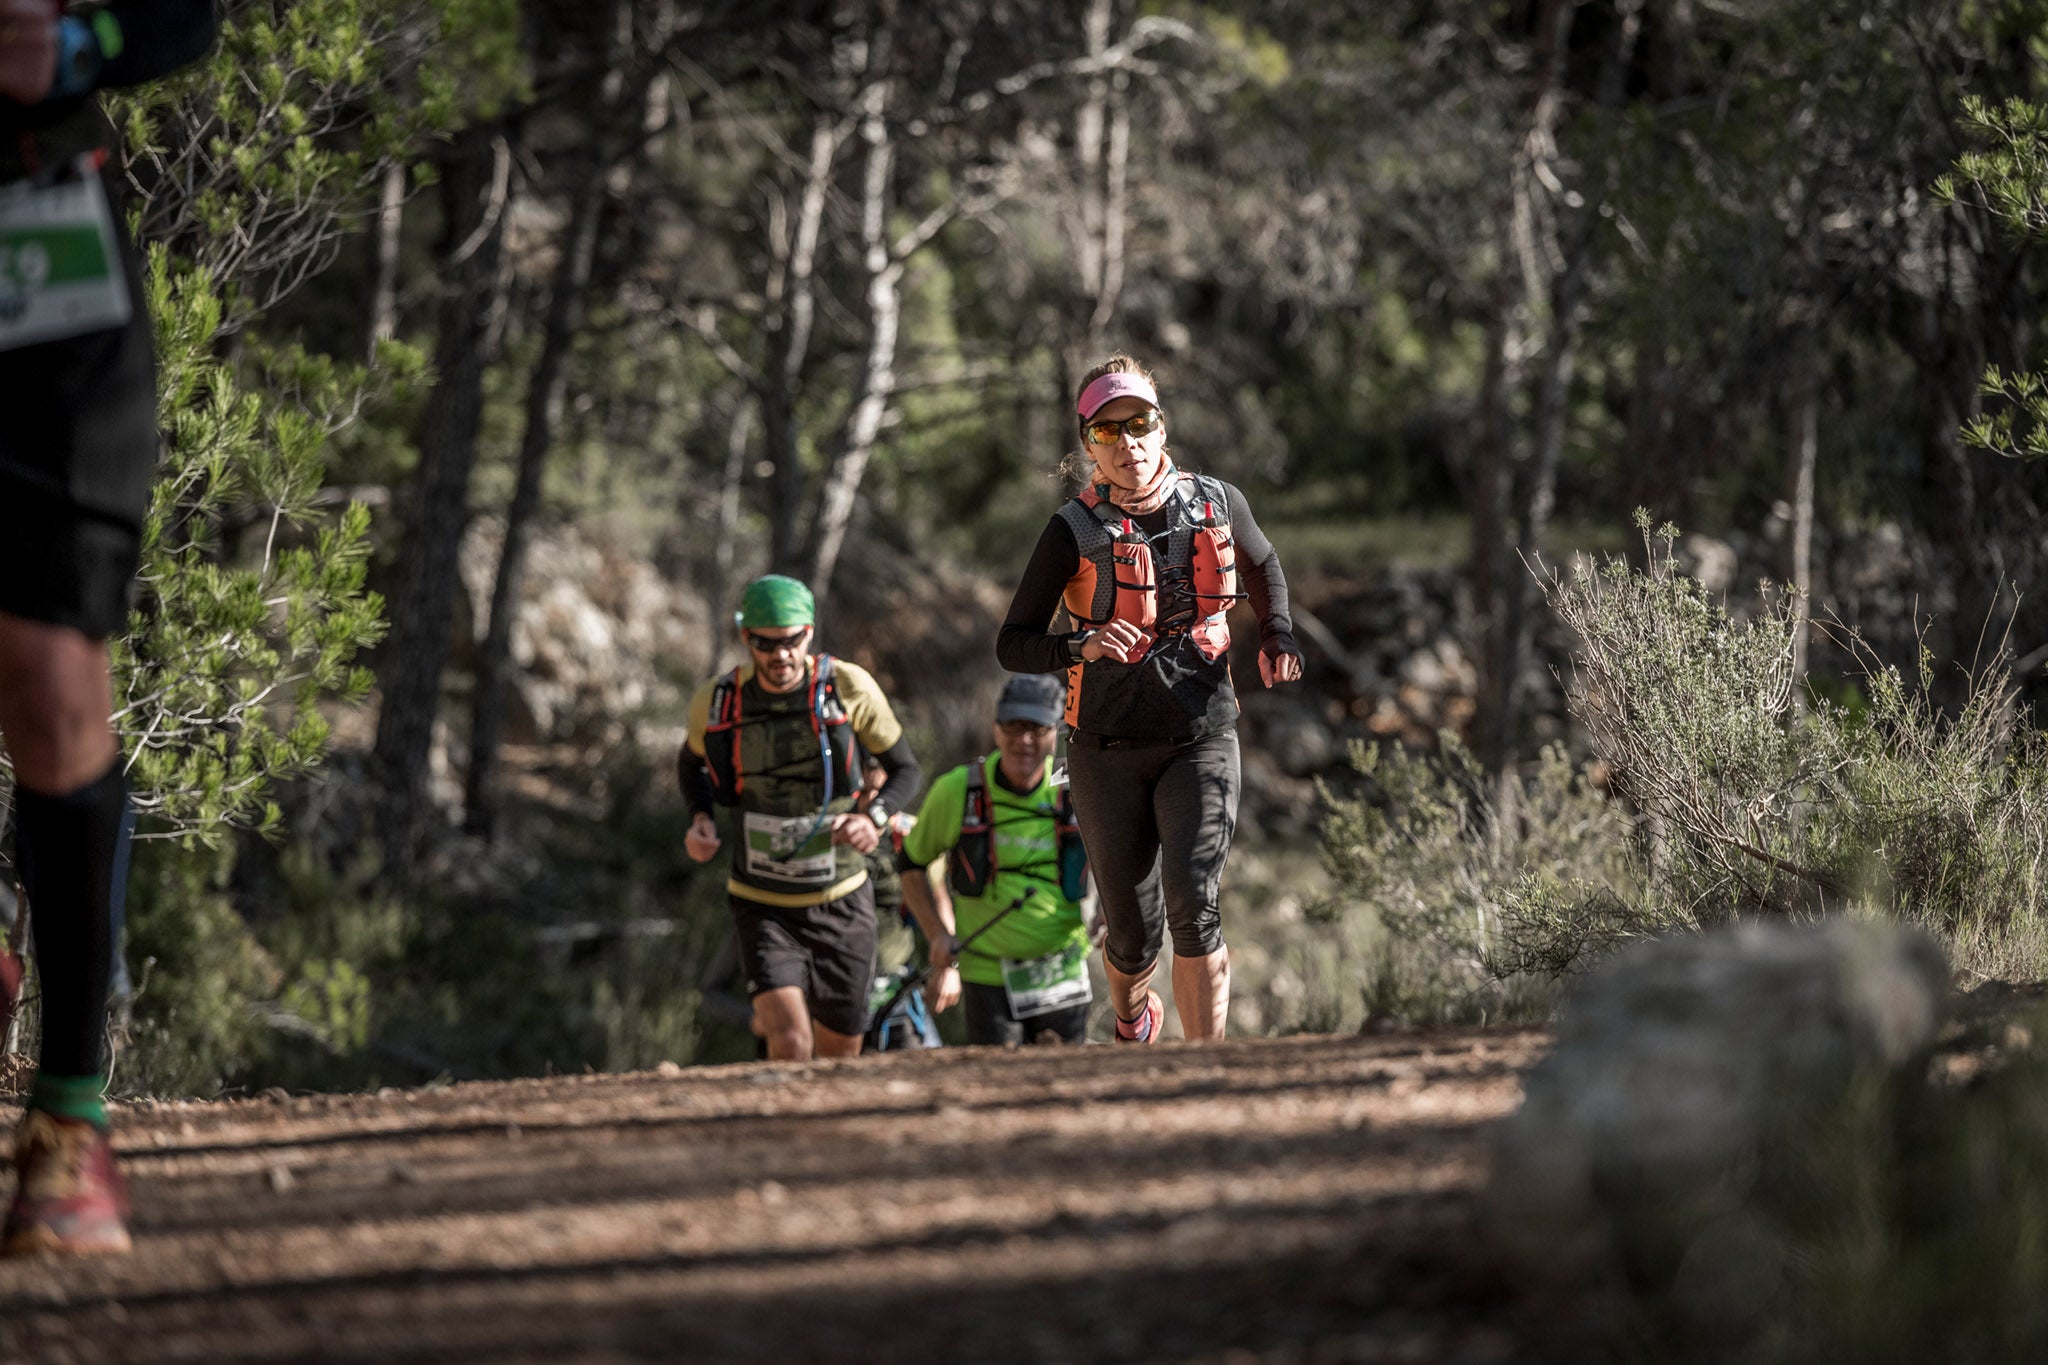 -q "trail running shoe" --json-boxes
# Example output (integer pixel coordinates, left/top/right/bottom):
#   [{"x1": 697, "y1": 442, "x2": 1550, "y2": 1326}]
[
  {"x1": 2, "y1": 1110, "x2": 131, "y2": 1257},
  {"x1": 1114, "y1": 989, "x2": 1164, "y2": 1044}
]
